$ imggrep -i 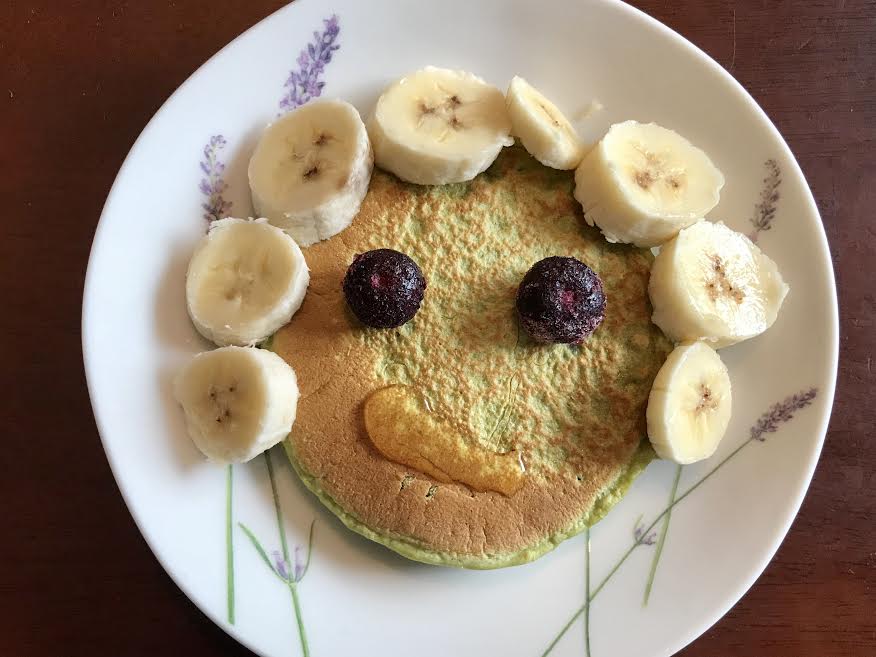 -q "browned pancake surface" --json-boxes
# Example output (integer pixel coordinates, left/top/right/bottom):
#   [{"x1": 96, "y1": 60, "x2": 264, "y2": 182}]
[{"x1": 274, "y1": 147, "x2": 671, "y2": 567}]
